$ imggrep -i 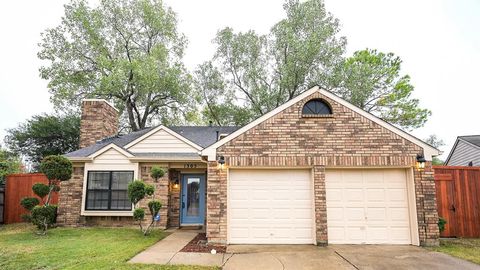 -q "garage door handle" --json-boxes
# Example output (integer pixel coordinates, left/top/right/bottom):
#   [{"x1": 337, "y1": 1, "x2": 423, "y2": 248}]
[
  {"x1": 449, "y1": 205, "x2": 456, "y2": 212},
  {"x1": 182, "y1": 202, "x2": 185, "y2": 209}
]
